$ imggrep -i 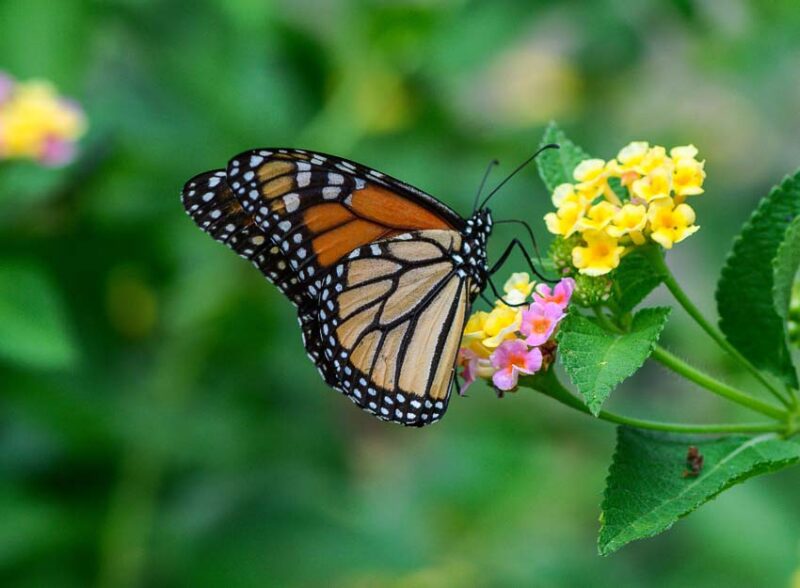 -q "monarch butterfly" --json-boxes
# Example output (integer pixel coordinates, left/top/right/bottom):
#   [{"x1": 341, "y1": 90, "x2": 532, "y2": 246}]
[{"x1": 181, "y1": 146, "x2": 556, "y2": 426}]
